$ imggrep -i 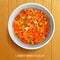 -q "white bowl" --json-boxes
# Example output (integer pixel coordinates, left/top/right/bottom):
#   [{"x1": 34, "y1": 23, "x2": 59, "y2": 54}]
[{"x1": 8, "y1": 3, "x2": 55, "y2": 50}]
